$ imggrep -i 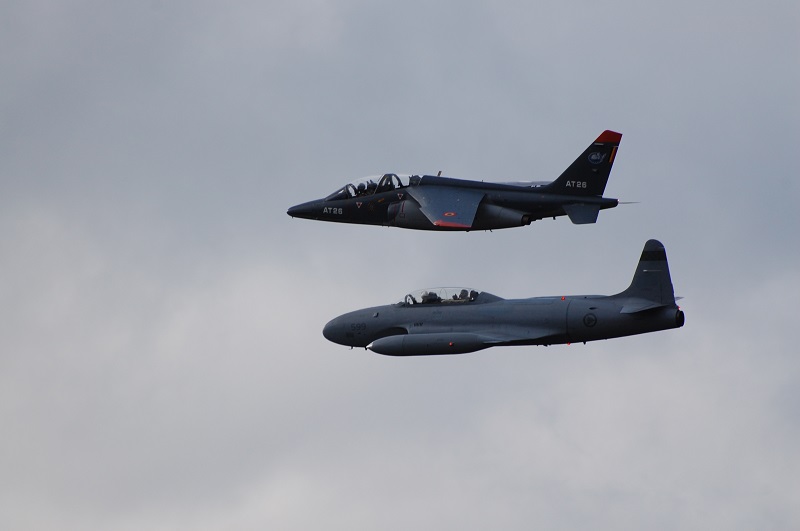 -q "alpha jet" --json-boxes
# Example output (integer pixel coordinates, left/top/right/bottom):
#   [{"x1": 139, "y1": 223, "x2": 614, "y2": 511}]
[
  {"x1": 323, "y1": 240, "x2": 684, "y2": 355},
  {"x1": 288, "y1": 130, "x2": 622, "y2": 230}
]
